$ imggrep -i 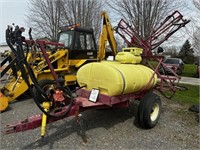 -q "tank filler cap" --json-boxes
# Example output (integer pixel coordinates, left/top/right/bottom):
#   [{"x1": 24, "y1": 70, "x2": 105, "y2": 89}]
[
  {"x1": 107, "y1": 56, "x2": 114, "y2": 61},
  {"x1": 122, "y1": 47, "x2": 143, "y2": 56}
]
